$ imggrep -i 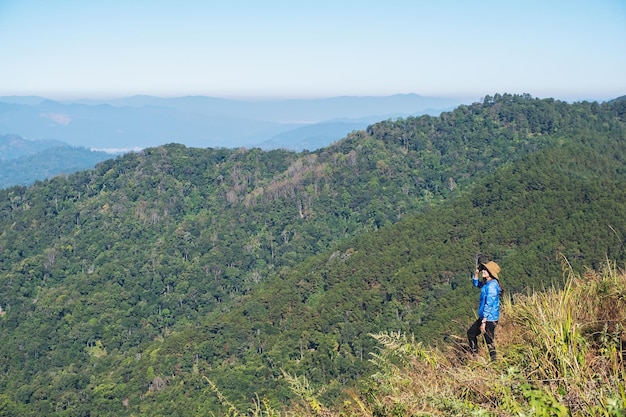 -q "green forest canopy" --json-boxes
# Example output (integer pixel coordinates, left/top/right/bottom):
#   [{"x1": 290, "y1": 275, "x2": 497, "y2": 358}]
[{"x1": 0, "y1": 93, "x2": 624, "y2": 415}]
